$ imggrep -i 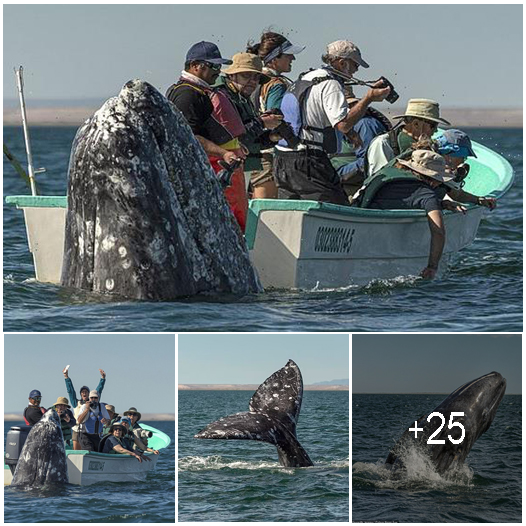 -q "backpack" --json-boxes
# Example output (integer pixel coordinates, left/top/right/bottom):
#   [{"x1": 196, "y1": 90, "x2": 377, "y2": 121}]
[{"x1": 278, "y1": 71, "x2": 338, "y2": 153}]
